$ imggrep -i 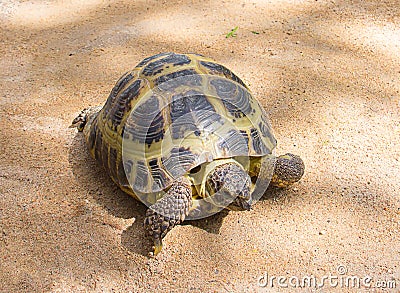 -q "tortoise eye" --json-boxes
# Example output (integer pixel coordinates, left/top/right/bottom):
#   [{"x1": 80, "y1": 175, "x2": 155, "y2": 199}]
[{"x1": 190, "y1": 165, "x2": 201, "y2": 174}]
